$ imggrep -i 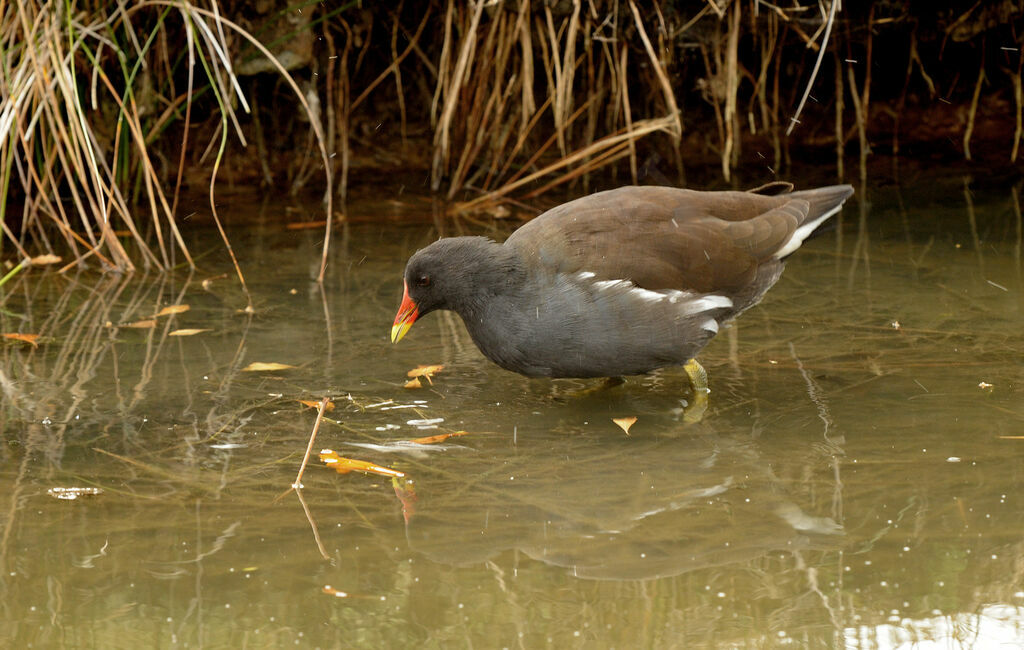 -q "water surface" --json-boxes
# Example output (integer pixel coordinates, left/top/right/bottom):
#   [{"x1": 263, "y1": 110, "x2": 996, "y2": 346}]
[{"x1": 2, "y1": 177, "x2": 1022, "y2": 648}]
